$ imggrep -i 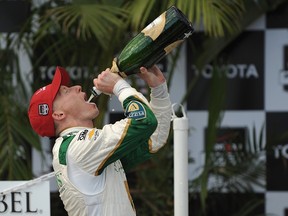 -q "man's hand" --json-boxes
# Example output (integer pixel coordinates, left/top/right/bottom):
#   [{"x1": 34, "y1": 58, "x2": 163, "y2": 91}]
[
  {"x1": 93, "y1": 68, "x2": 122, "y2": 95},
  {"x1": 138, "y1": 65, "x2": 166, "y2": 88}
]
